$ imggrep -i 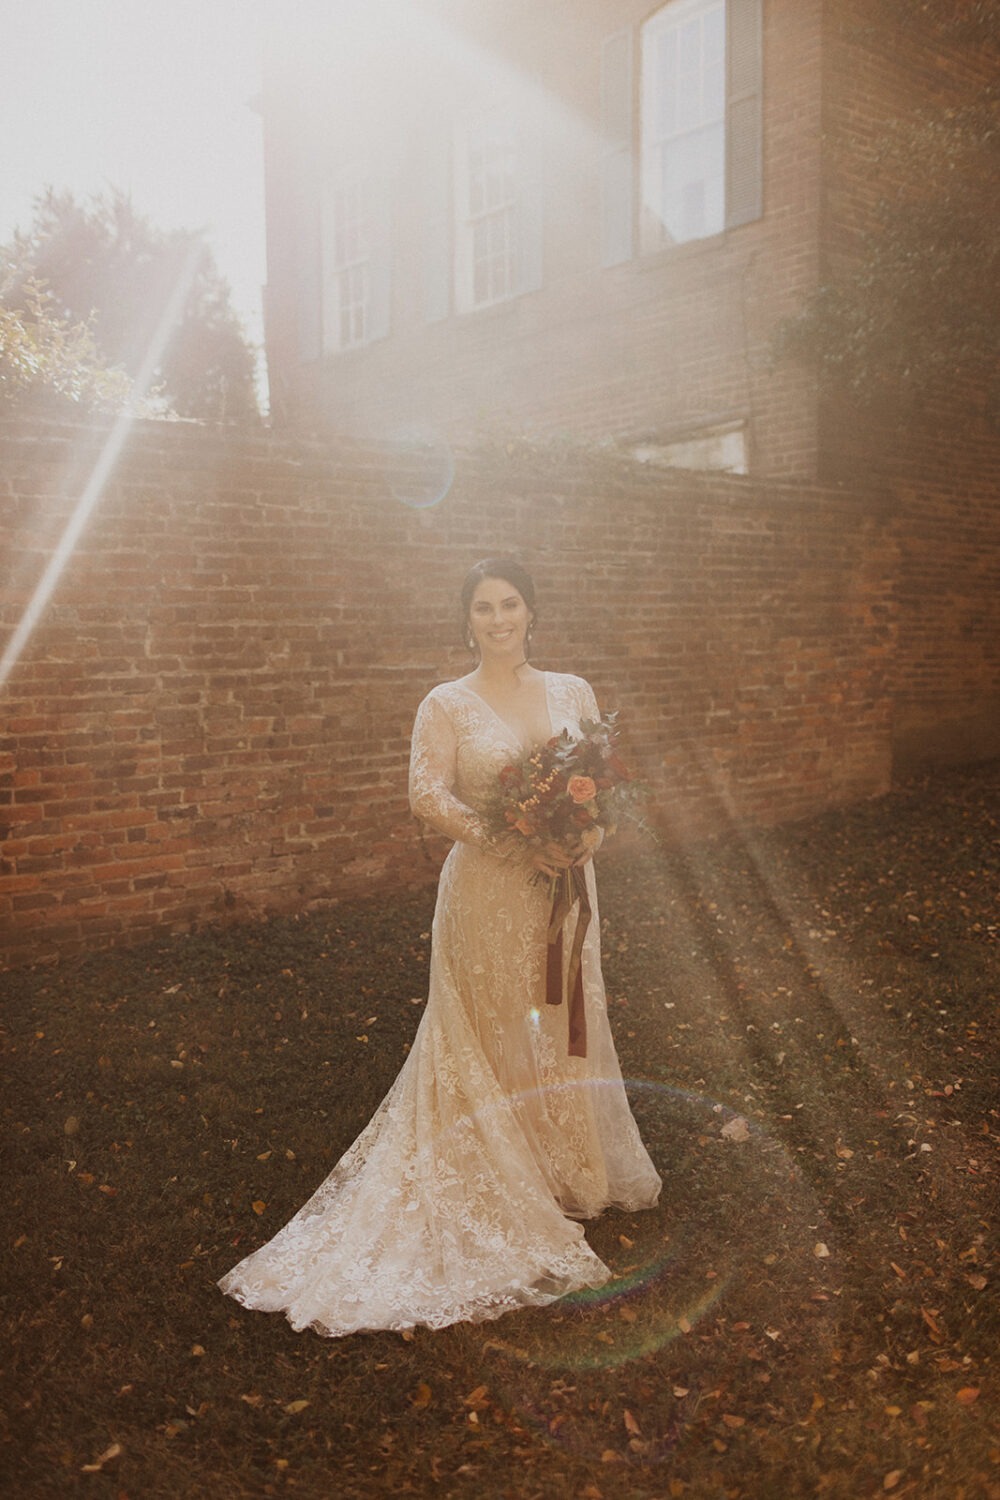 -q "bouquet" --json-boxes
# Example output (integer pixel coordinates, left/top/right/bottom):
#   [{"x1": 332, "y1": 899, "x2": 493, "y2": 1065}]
[
  {"x1": 485, "y1": 712, "x2": 643, "y2": 1060},
  {"x1": 486, "y1": 711, "x2": 639, "y2": 867}
]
